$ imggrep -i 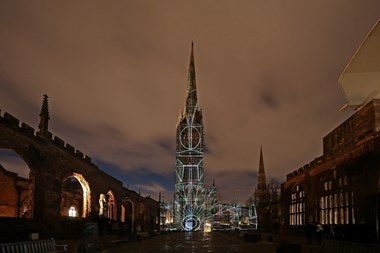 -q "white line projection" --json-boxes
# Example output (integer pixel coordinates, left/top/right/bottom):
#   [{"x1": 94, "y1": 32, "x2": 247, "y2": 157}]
[{"x1": 173, "y1": 43, "x2": 257, "y2": 231}]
